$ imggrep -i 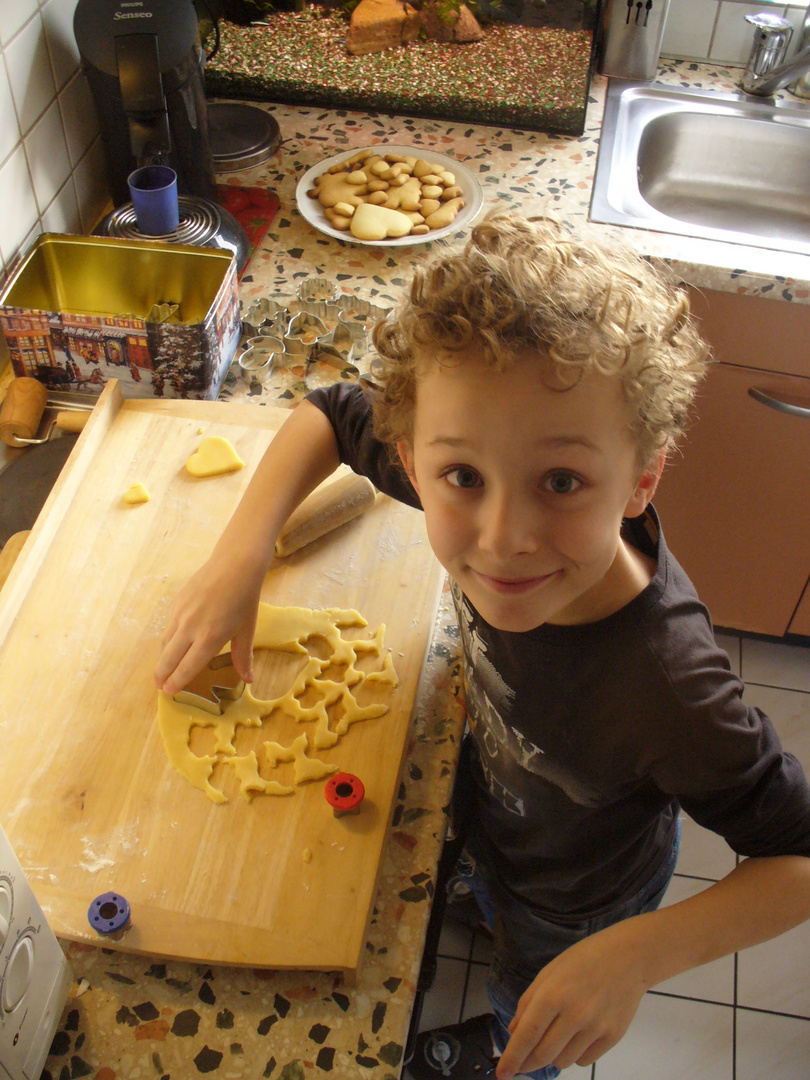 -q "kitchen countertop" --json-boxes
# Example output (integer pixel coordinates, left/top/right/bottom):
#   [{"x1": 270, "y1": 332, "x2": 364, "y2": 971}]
[{"x1": 39, "y1": 56, "x2": 810, "y2": 1080}]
